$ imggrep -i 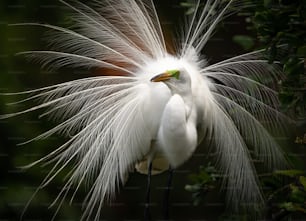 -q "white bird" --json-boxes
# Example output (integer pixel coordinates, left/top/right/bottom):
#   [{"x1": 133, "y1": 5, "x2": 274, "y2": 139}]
[{"x1": 1, "y1": 0, "x2": 289, "y2": 220}]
